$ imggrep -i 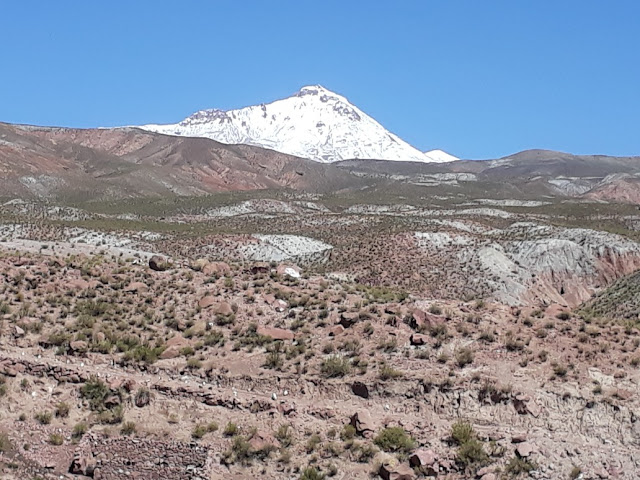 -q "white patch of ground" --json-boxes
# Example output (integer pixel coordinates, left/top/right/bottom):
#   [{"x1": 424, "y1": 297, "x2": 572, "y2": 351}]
[
  {"x1": 456, "y1": 208, "x2": 513, "y2": 219},
  {"x1": 206, "y1": 199, "x2": 298, "y2": 218},
  {"x1": 344, "y1": 204, "x2": 417, "y2": 215},
  {"x1": 409, "y1": 172, "x2": 477, "y2": 186},
  {"x1": 414, "y1": 231, "x2": 472, "y2": 248},
  {"x1": 0, "y1": 239, "x2": 156, "y2": 264},
  {"x1": 18, "y1": 176, "x2": 66, "y2": 199},
  {"x1": 240, "y1": 234, "x2": 333, "y2": 264},
  {"x1": 547, "y1": 178, "x2": 596, "y2": 196},
  {"x1": 421, "y1": 219, "x2": 491, "y2": 234},
  {"x1": 475, "y1": 199, "x2": 551, "y2": 207},
  {"x1": 291, "y1": 201, "x2": 331, "y2": 213}
]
